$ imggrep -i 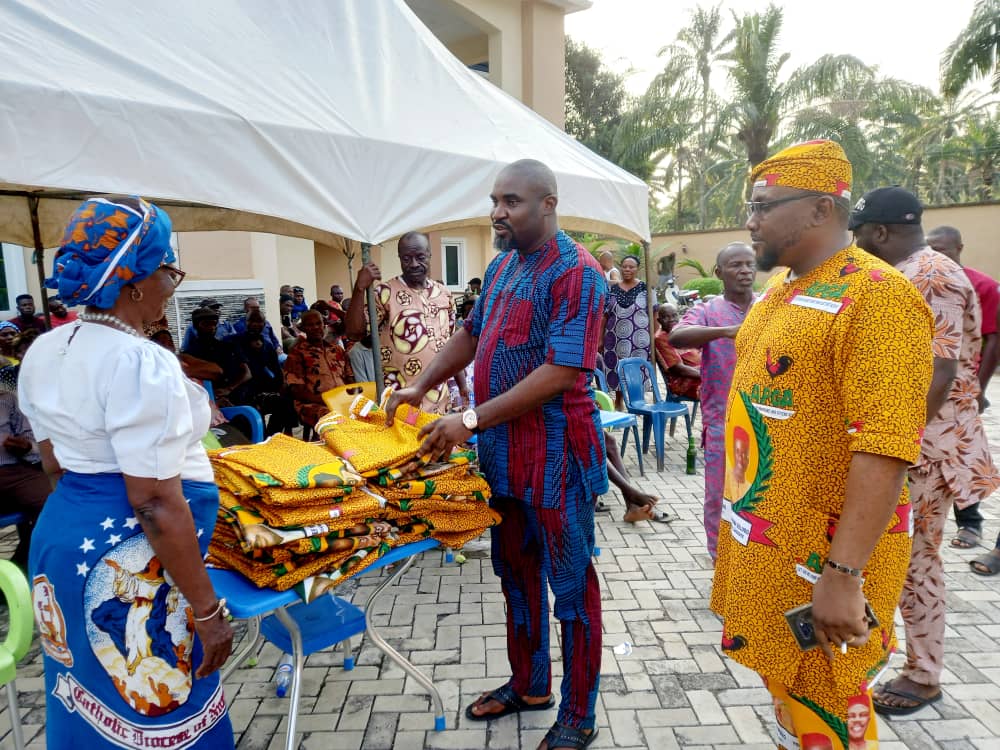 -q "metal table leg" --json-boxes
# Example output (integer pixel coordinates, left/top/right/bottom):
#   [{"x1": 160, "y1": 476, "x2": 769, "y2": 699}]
[
  {"x1": 221, "y1": 615, "x2": 261, "y2": 684},
  {"x1": 273, "y1": 607, "x2": 306, "y2": 750},
  {"x1": 362, "y1": 557, "x2": 446, "y2": 731},
  {"x1": 6, "y1": 680, "x2": 23, "y2": 750}
]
